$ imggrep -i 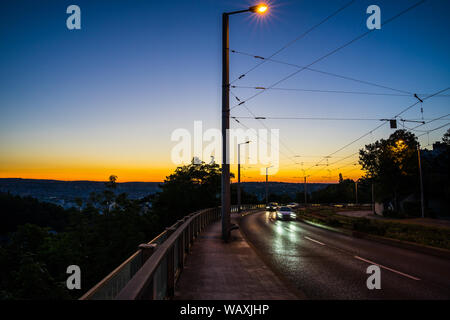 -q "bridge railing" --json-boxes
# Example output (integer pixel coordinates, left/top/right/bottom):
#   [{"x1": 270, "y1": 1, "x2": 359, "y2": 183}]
[{"x1": 80, "y1": 204, "x2": 264, "y2": 300}]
